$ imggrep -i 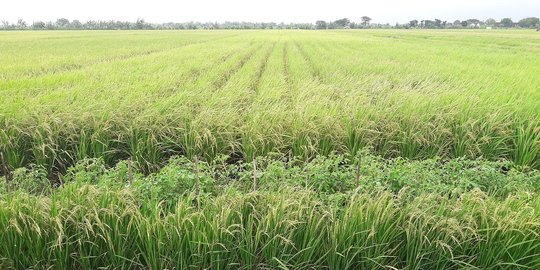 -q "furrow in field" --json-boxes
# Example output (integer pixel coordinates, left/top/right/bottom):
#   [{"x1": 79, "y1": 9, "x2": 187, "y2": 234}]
[
  {"x1": 0, "y1": 37, "x2": 249, "y2": 123},
  {"x1": 153, "y1": 40, "x2": 265, "y2": 113},
  {"x1": 282, "y1": 38, "x2": 329, "y2": 128},
  {"x1": 250, "y1": 42, "x2": 276, "y2": 93},
  {"x1": 293, "y1": 41, "x2": 324, "y2": 83},
  {"x1": 17, "y1": 49, "x2": 163, "y2": 79},
  {"x1": 288, "y1": 42, "x2": 344, "y2": 157},
  {"x1": 159, "y1": 42, "x2": 252, "y2": 98},
  {"x1": 12, "y1": 34, "x2": 238, "y2": 80},
  {"x1": 261, "y1": 37, "x2": 341, "y2": 158},
  {"x1": 0, "y1": 32, "x2": 232, "y2": 81},
  {"x1": 136, "y1": 40, "x2": 262, "y2": 118},
  {"x1": 213, "y1": 42, "x2": 274, "y2": 100},
  {"x1": 211, "y1": 42, "x2": 265, "y2": 91},
  {"x1": 282, "y1": 41, "x2": 292, "y2": 91},
  {"x1": 157, "y1": 42, "x2": 277, "y2": 160},
  {"x1": 279, "y1": 41, "x2": 295, "y2": 109},
  {"x1": 240, "y1": 40, "x2": 305, "y2": 158},
  {"x1": 1, "y1": 35, "x2": 251, "y2": 101}
]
